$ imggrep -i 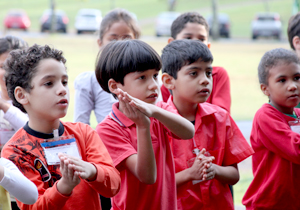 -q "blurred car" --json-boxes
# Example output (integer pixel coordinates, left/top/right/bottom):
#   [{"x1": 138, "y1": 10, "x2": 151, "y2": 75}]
[
  {"x1": 155, "y1": 11, "x2": 180, "y2": 37},
  {"x1": 3, "y1": 9, "x2": 31, "y2": 31},
  {"x1": 40, "y1": 9, "x2": 69, "y2": 33},
  {"x1": 251, "y1": 12, "x2": 282, "y2": 40},
  {"x1": 75, "y1": 9, "x2": 102, "y2": 34},
  {"x1": 207, "y1": 13, "x2": 231, "y2": 38}
]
